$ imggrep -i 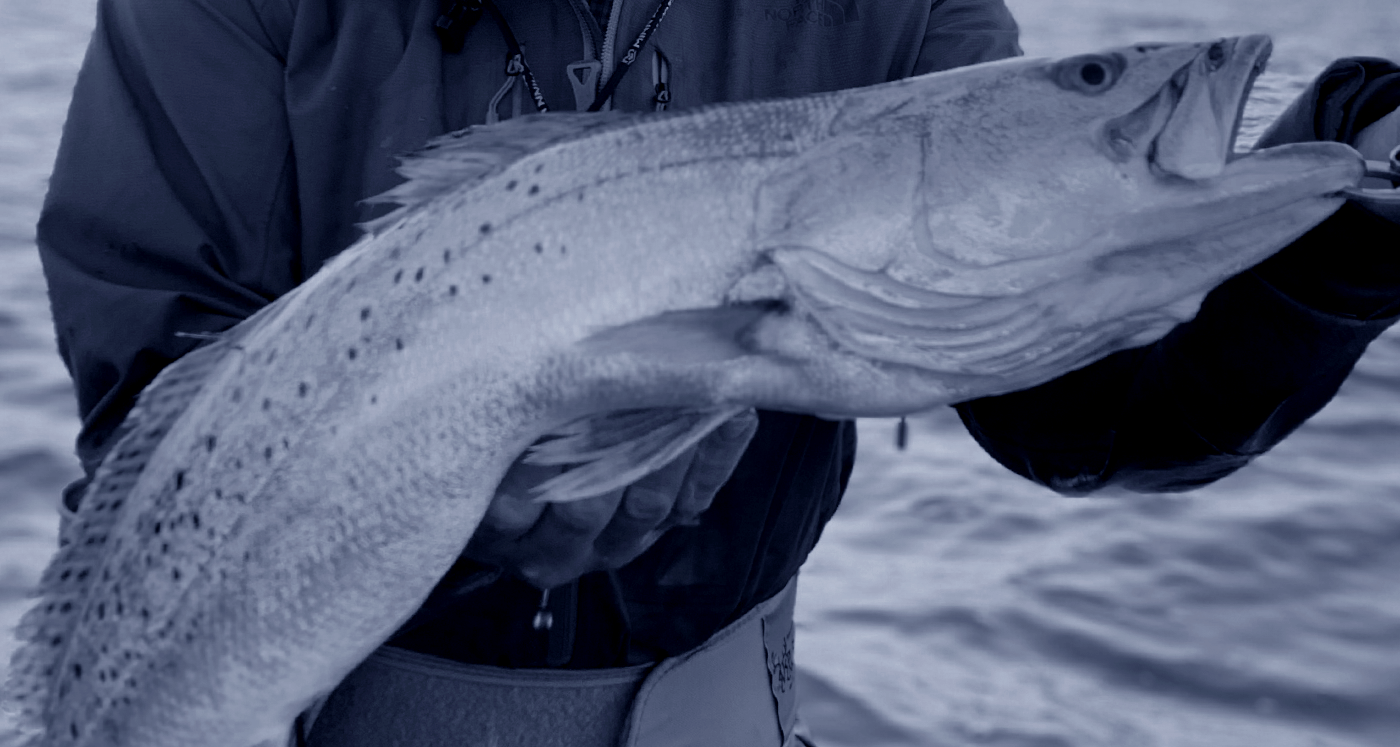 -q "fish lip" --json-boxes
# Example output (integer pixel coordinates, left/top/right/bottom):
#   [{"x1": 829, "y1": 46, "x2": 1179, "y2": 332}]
[{"x1": 1146, "y1": 35, "x2": 1274, "y2": 178}]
